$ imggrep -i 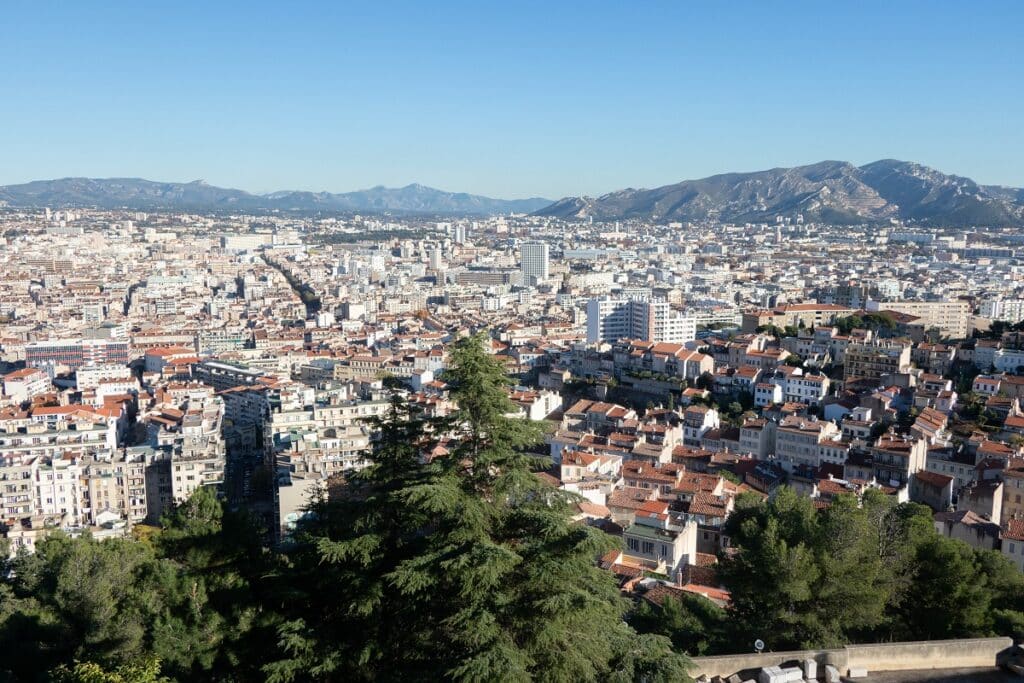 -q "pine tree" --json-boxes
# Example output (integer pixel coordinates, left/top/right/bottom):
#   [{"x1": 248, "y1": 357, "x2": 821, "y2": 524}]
[
  {"x1": 629, "y1": 592, "x2": 729, "y2": 656},
  {"x1": 719, "y1": 488, "x2": 892, "y2": 650},
  {"x1": 51, "y1": 657, "x2": 170, "y2": 683},
  {"x1": 153, "y1": 487, "x2": 279, "y2": 681},
  {"x1": 264, "y1": 375, "x2": 445, "y2": 681},
  {"x1": 389, "y1": 332, "x2": 690, "y2": 681},
  {"x1": 0, "y1": 534, "x2": 156, "y2": 677},
  {"x1": 265, "y1": 333, "x2": 691, "y2": 682}
]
